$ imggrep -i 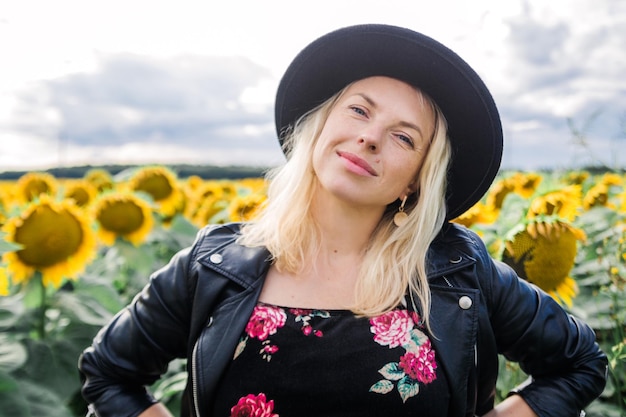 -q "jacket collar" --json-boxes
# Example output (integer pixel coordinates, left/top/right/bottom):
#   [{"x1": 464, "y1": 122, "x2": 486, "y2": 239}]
[
  {"x1": 196, "y1": 224, "x2": 271, "y2": 289},
  {"x1": 194, "y1": 222, "x2": 478, "y2": 287}
]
